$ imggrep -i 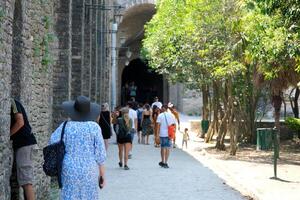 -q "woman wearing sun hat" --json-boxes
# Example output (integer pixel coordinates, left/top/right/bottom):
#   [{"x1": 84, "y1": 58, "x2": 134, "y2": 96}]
[{"x1": 49, "y1": 96, "x2": 106, "y2": 200}]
